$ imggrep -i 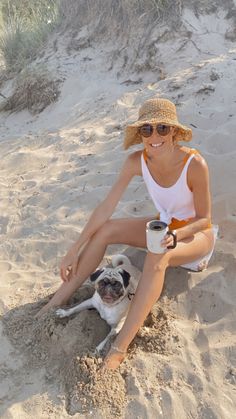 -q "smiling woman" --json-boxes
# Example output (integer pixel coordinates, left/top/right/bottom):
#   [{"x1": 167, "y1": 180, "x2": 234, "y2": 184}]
[
  {"x1": 124, "y1": 98, "x2": 192, "y2": 149},
  {"x1": 37, "y1": 97, "x2": 217, "y2": 370}
]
